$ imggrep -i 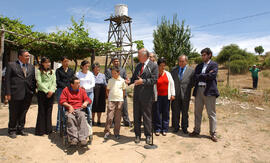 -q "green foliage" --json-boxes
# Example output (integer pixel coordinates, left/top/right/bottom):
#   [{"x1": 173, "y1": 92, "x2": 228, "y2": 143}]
[
  {"x1": 153, "y1": 14, "x2": 192, "y2": 69},
  {"x1": 133, "y1": 40, "x2": 144, "y2": 50},
  {"x1": 1, "y1": 15, "x2": 116, "y2": 71},
  {"x1": 263, "y1": 57, "x2": 270, "y2": 68},
  {"x1": 133, "y1": 56, "x2": 139, "y2": 64},
  {"x1": 254, "y1": 45, "x2": 264, "y2": 55},
  {"x1": 229, "y1": 60, "x2": 249, "y2": 74},
  {"x1": 193, "y1": 56, "x2": 202, "y2": 64},
  {"x1": 216, "y1": 44, "x2": 257, "y2": 74}
]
